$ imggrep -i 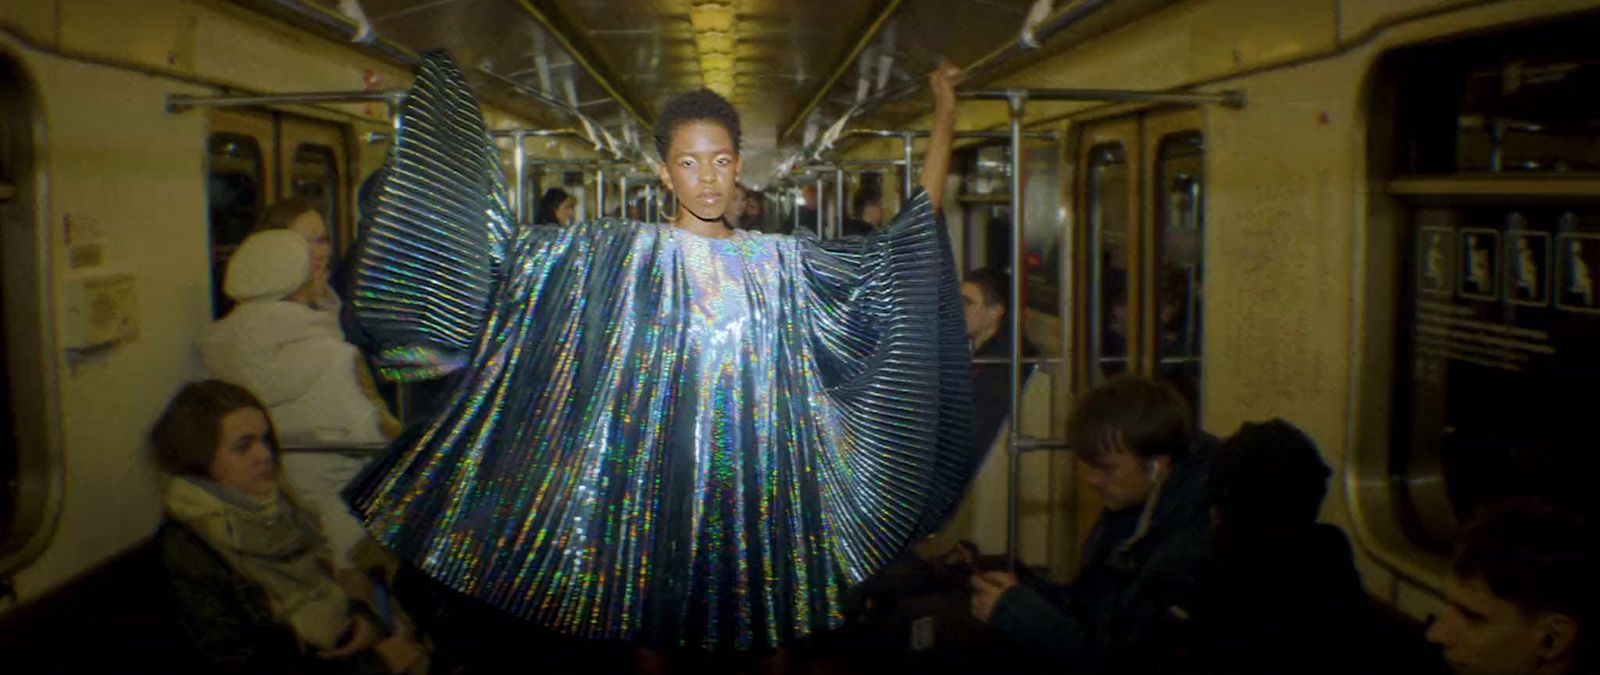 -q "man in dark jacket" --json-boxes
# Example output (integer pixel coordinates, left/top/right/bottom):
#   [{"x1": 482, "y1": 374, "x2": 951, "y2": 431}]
[
  {"x1": 1427, "y1": 499, "x2": 1595, "y2": 675},
  {"x1": 1180, "y1": 419, "x2": 1447, "y2": 675},
  {"x1": 969, "y1": 375, "x2": 1213, "y2": 673},
  {"x1": 963, "y1": 267, "x2": 1038, "y2": 460}
]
